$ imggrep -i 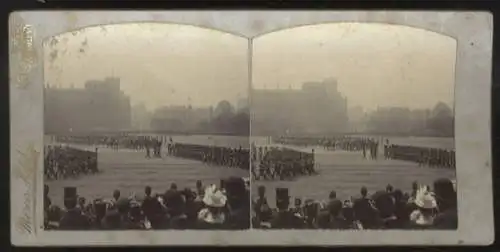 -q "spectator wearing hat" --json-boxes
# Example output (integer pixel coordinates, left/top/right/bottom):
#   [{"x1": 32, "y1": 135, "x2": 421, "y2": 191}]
[
  {"x1": 112, "y1": 190, "x2": 121, "y2": 205},
  {"x1": 432, "y1": 178, "x2": 458, "y2": 229},
  {"x1": 270, "y1": 188, "x2": 305, "y2": 229},
  {"x1": 45, "y1": 205, "x2": 62, "y2": 230},
  {"x1": 77, "y1": 197, "x2": 87, "y2": 212},
  {"x1": 292, "y1": 198, "x2": 303, "y2": 218},
  {"x1": 102, "y1": 197, "x2": 130, "y2": 230},
  {"x1": 393, "y1": 189, "x2": 410, "y2": 228},
  {"x1": 195, "y1": 180, "x2": 205, "y2": 200},
  {"x1": 164, "y1": 183, "x2": 185, "y2": 219},
  {"x1": 167, "y1": 187, "x2": 192, "y2": 229},
  {"x1": 124, "y1": 200, "x2": 145, "y2": 229},
  {"x1": 326, "y1": 190, "x2": 338, "y2": 211},
  {"x1": 372, "y1": 190, "x2": 396, "y2": 229},
  {"x1": 303, "y1": 199, "x2": 319, "y2": 228},
  {"x1": 386, "y1": 184, "x2": 394, "y2": 194},
  {"x1": 316, "y1": 199, "x2": 347, "y2": 229},
  {"x1": 141, "y1": 186, "x2": 162, "y2": 229},
  {"x1": 253, "y1": 185, "x2": 272, "y2": 225},
  {"x1": 341, "y1": 201, "x2": 361, "y2": 229},
  {"x1": 224, "y1": 177, "x2": 250, "y2": 229},
  {"x1": 353, "y1": 186, "x2": 378, "y2": 229},
  {"x1": 182, "y1": 188, "x2": 199, "y2": 228},
  {"x1": 410, "y1": 181, "x2": 419, "y2": 200},
  {"x1": 329, "y1": 190, "x2": 337, "y2": 201},
  {"x1": 91, "y1": 198, "x2": 107, "y2": 229},
  {"x1": 59, "y1": 187, "x2": 91, "y2": 230},
  {"x1": 409, "y1": 186, "x2": 437, "y2": 229},
  {"x1": 197, "y1": 185, "x2": 227, "y2": 229}
]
